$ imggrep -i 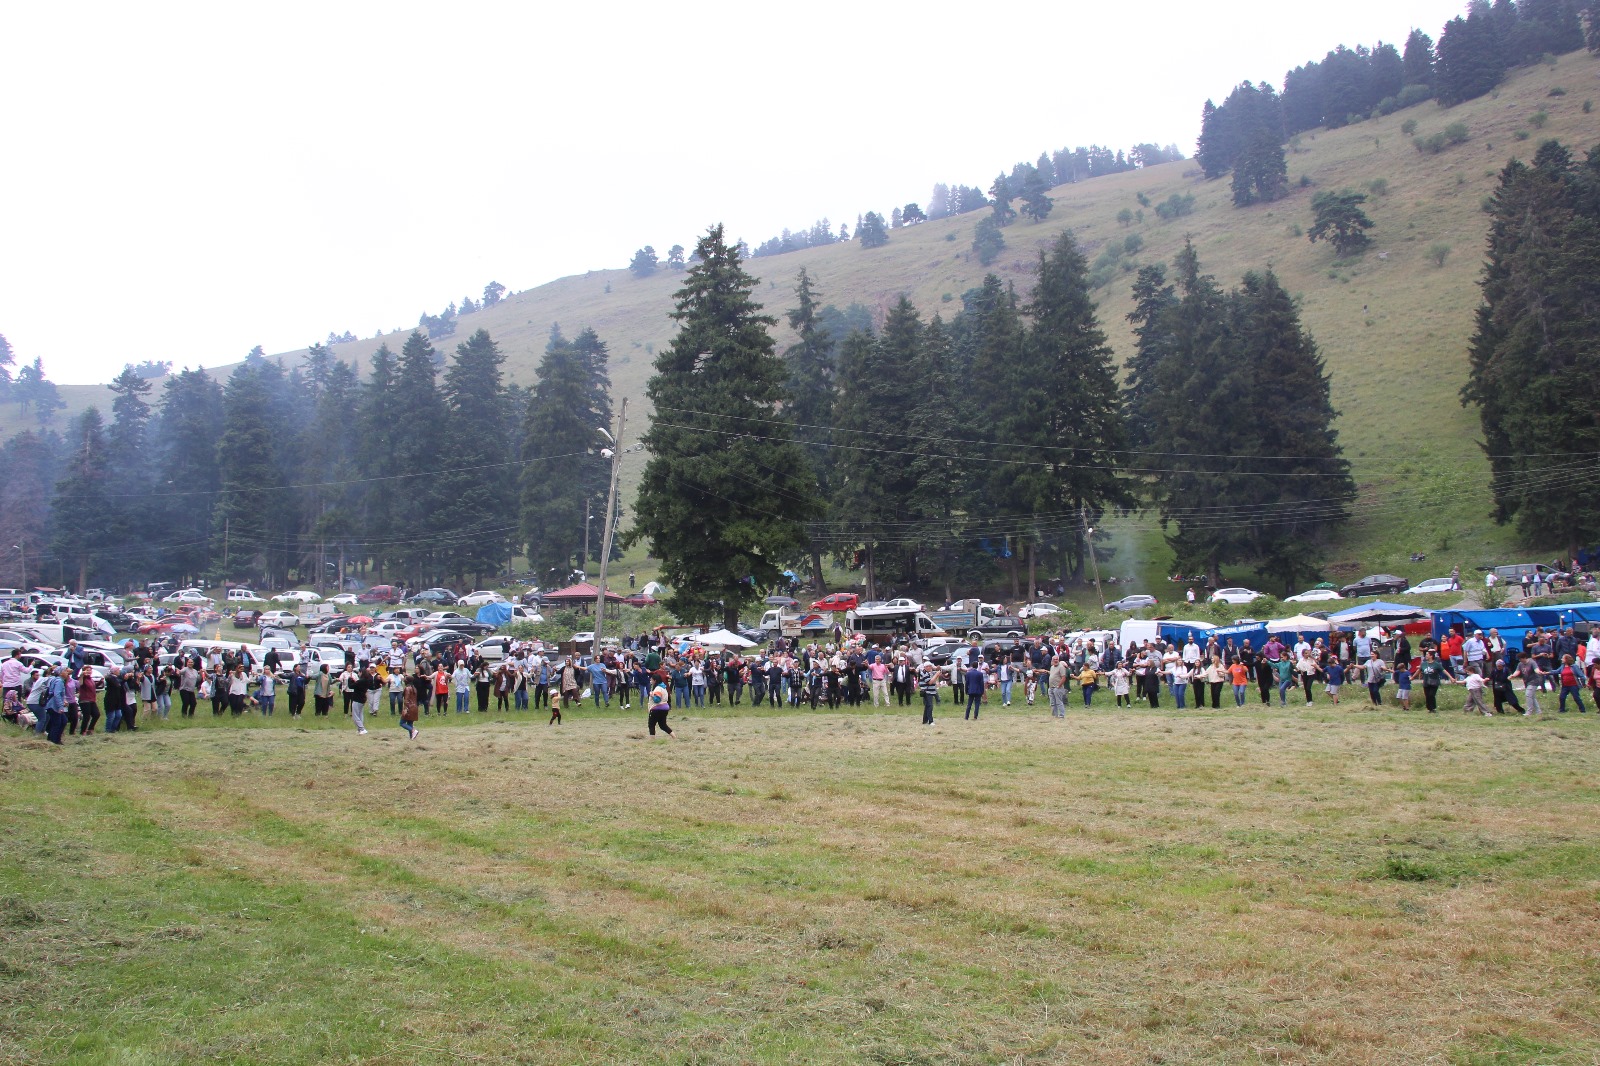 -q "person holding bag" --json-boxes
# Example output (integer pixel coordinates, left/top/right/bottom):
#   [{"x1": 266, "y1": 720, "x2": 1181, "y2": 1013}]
[
  {"x1": 647, "y1": 680, "x2": 675, "y2": 737},
  {"x1": 399, "y1": 677, "x2": 420, "y2": 740}
]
